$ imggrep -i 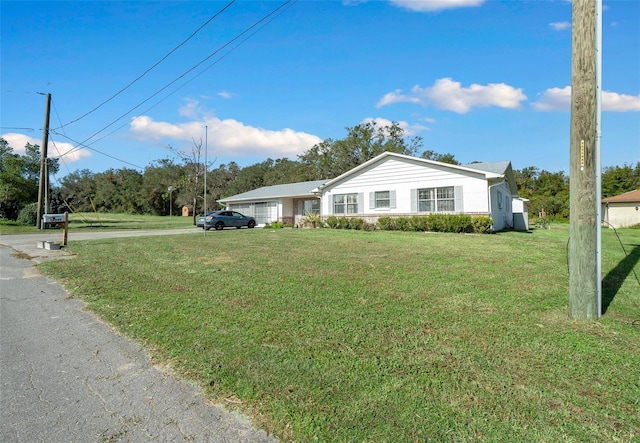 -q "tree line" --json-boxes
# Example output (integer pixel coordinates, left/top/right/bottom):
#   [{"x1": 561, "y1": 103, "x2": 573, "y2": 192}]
[{"x1": 1, "y1": 121, "x2": 638, "y2": 223}]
